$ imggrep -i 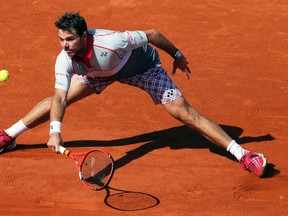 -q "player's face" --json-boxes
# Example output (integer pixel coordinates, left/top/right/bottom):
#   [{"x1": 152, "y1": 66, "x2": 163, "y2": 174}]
[{"x1": 58, "y1": 29, "x2": 87, "y2": 57}]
